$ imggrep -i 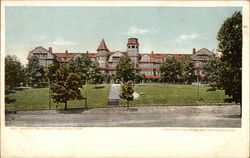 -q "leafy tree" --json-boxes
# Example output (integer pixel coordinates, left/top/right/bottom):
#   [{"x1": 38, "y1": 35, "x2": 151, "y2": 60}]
[
  {"x1": 217, "y1": 11, "x2": 242, "y2": 104},
  {"x1": 25, "y1": 56, "x2": 46, "y2": 87},
  {"x1": 159, "y1": 56, "x2": 180, "y2": 83},
  {"x1": 120, "y1": 81, "x2": 134, "y2": 110},
  {"x1": 47, "y1": 61, "x2": 60, "y2": 84},
  {"x1": 5, "y1": 55, "x2": 25, "y2": 87},
  {"x1": 50, "y1": 65, "x2": 83, "y2": 110},
  {"x1": 116, "y1": 56, "x2": 135, "y2": 82},
  {"x1": 178, "y1": 57, "x2": 195, "y2": 84},
  {"x1": 47, "y1": 61, "x2": 60, "y2": 109},
  {"x1": 204, "y1": 55, "x2": 223, "y2": 90},
  {"x1": 88, "y1": 61, "x2": 103, "y2": 86},
  {"x1": 134, "y1": 73, "x2": 144, "y2": 83},
  {"x1": 68, "y1": 55, "x2": 92, "y2": 85}
]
